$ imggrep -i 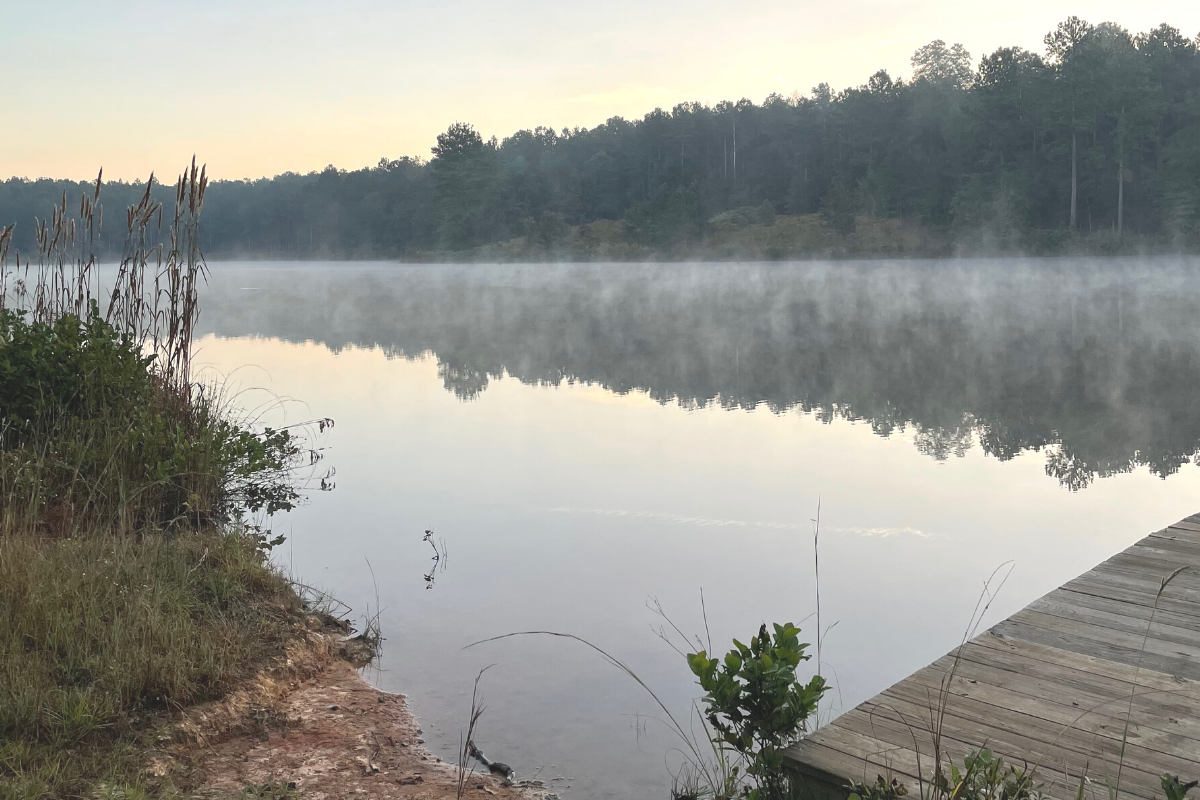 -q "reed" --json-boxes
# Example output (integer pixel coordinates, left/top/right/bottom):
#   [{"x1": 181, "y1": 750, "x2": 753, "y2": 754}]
[
  {"x1": 456, "y1": 666, "x2": 494, "y2": 800},
  {"x1": 0, "y1": 161, "x2": 309, "y2": 534},
  {"x1": 2, "y1": 159, "x2": 206, "y2": 387}
]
